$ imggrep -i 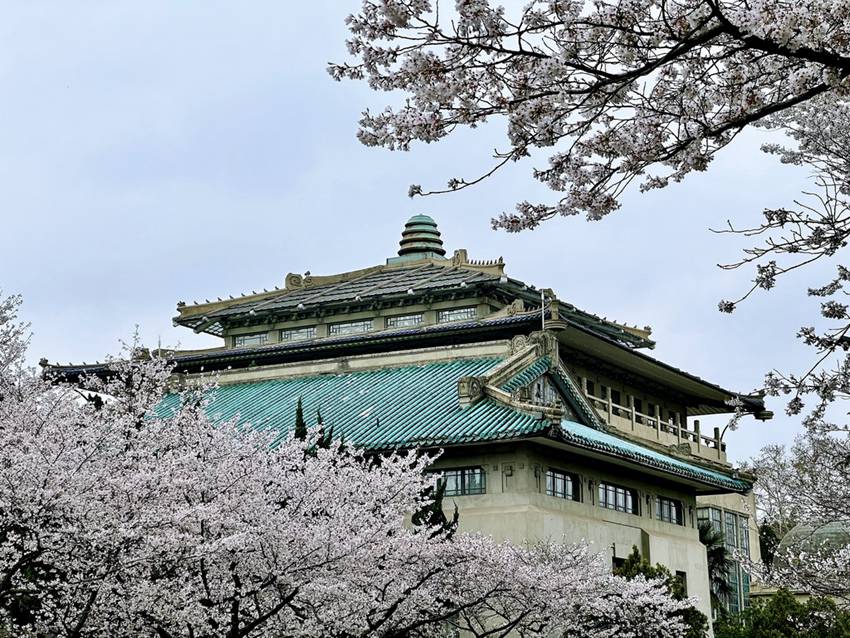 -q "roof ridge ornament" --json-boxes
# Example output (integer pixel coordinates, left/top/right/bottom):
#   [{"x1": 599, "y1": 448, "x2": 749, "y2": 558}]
[
  {"x1": 450, "y1": 248, "x2": 506, "y2": 275},
  {"x1": 283, "y1": 265, "x2": 387, "y2": 291}
]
